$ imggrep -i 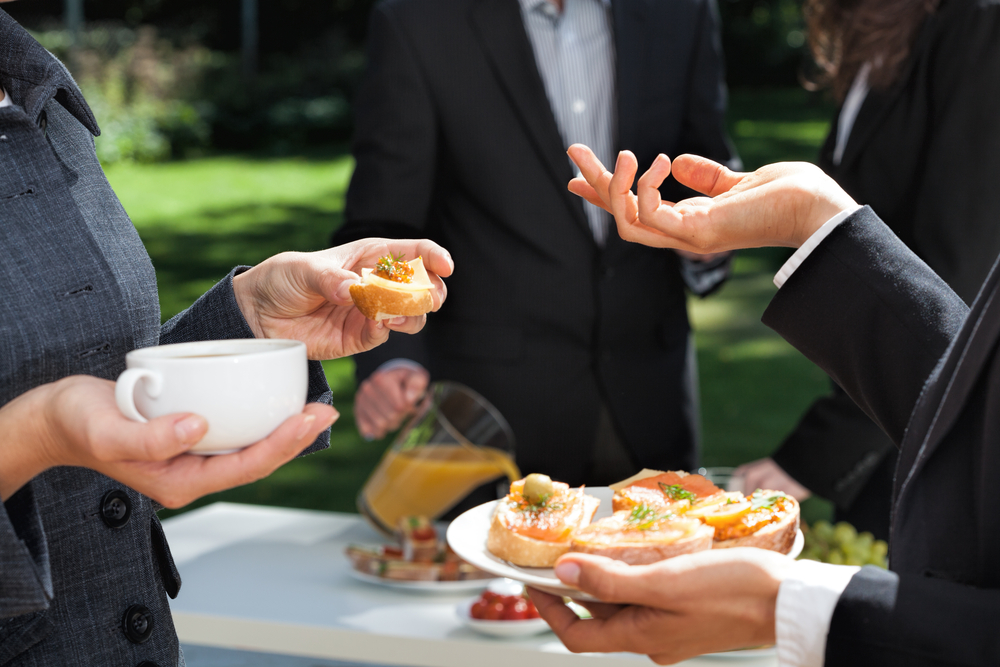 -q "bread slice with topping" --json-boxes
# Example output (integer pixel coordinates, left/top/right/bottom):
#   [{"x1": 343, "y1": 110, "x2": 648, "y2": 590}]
[
  {"x1": 350, "y1": 255, "x2": 434, "y2": 321},
  {"x1": 487, "y1": 475, "x2": 600, "y2": 568},
  {"x1": 569, "y1": 506, "x2": 715, "y2": 565},
  {"x1": 703, "y1": 489, "x2": 800, "y2": 554},
  {"x1": 611, "y1": 469, "x2": 728, "y2": 515}
]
